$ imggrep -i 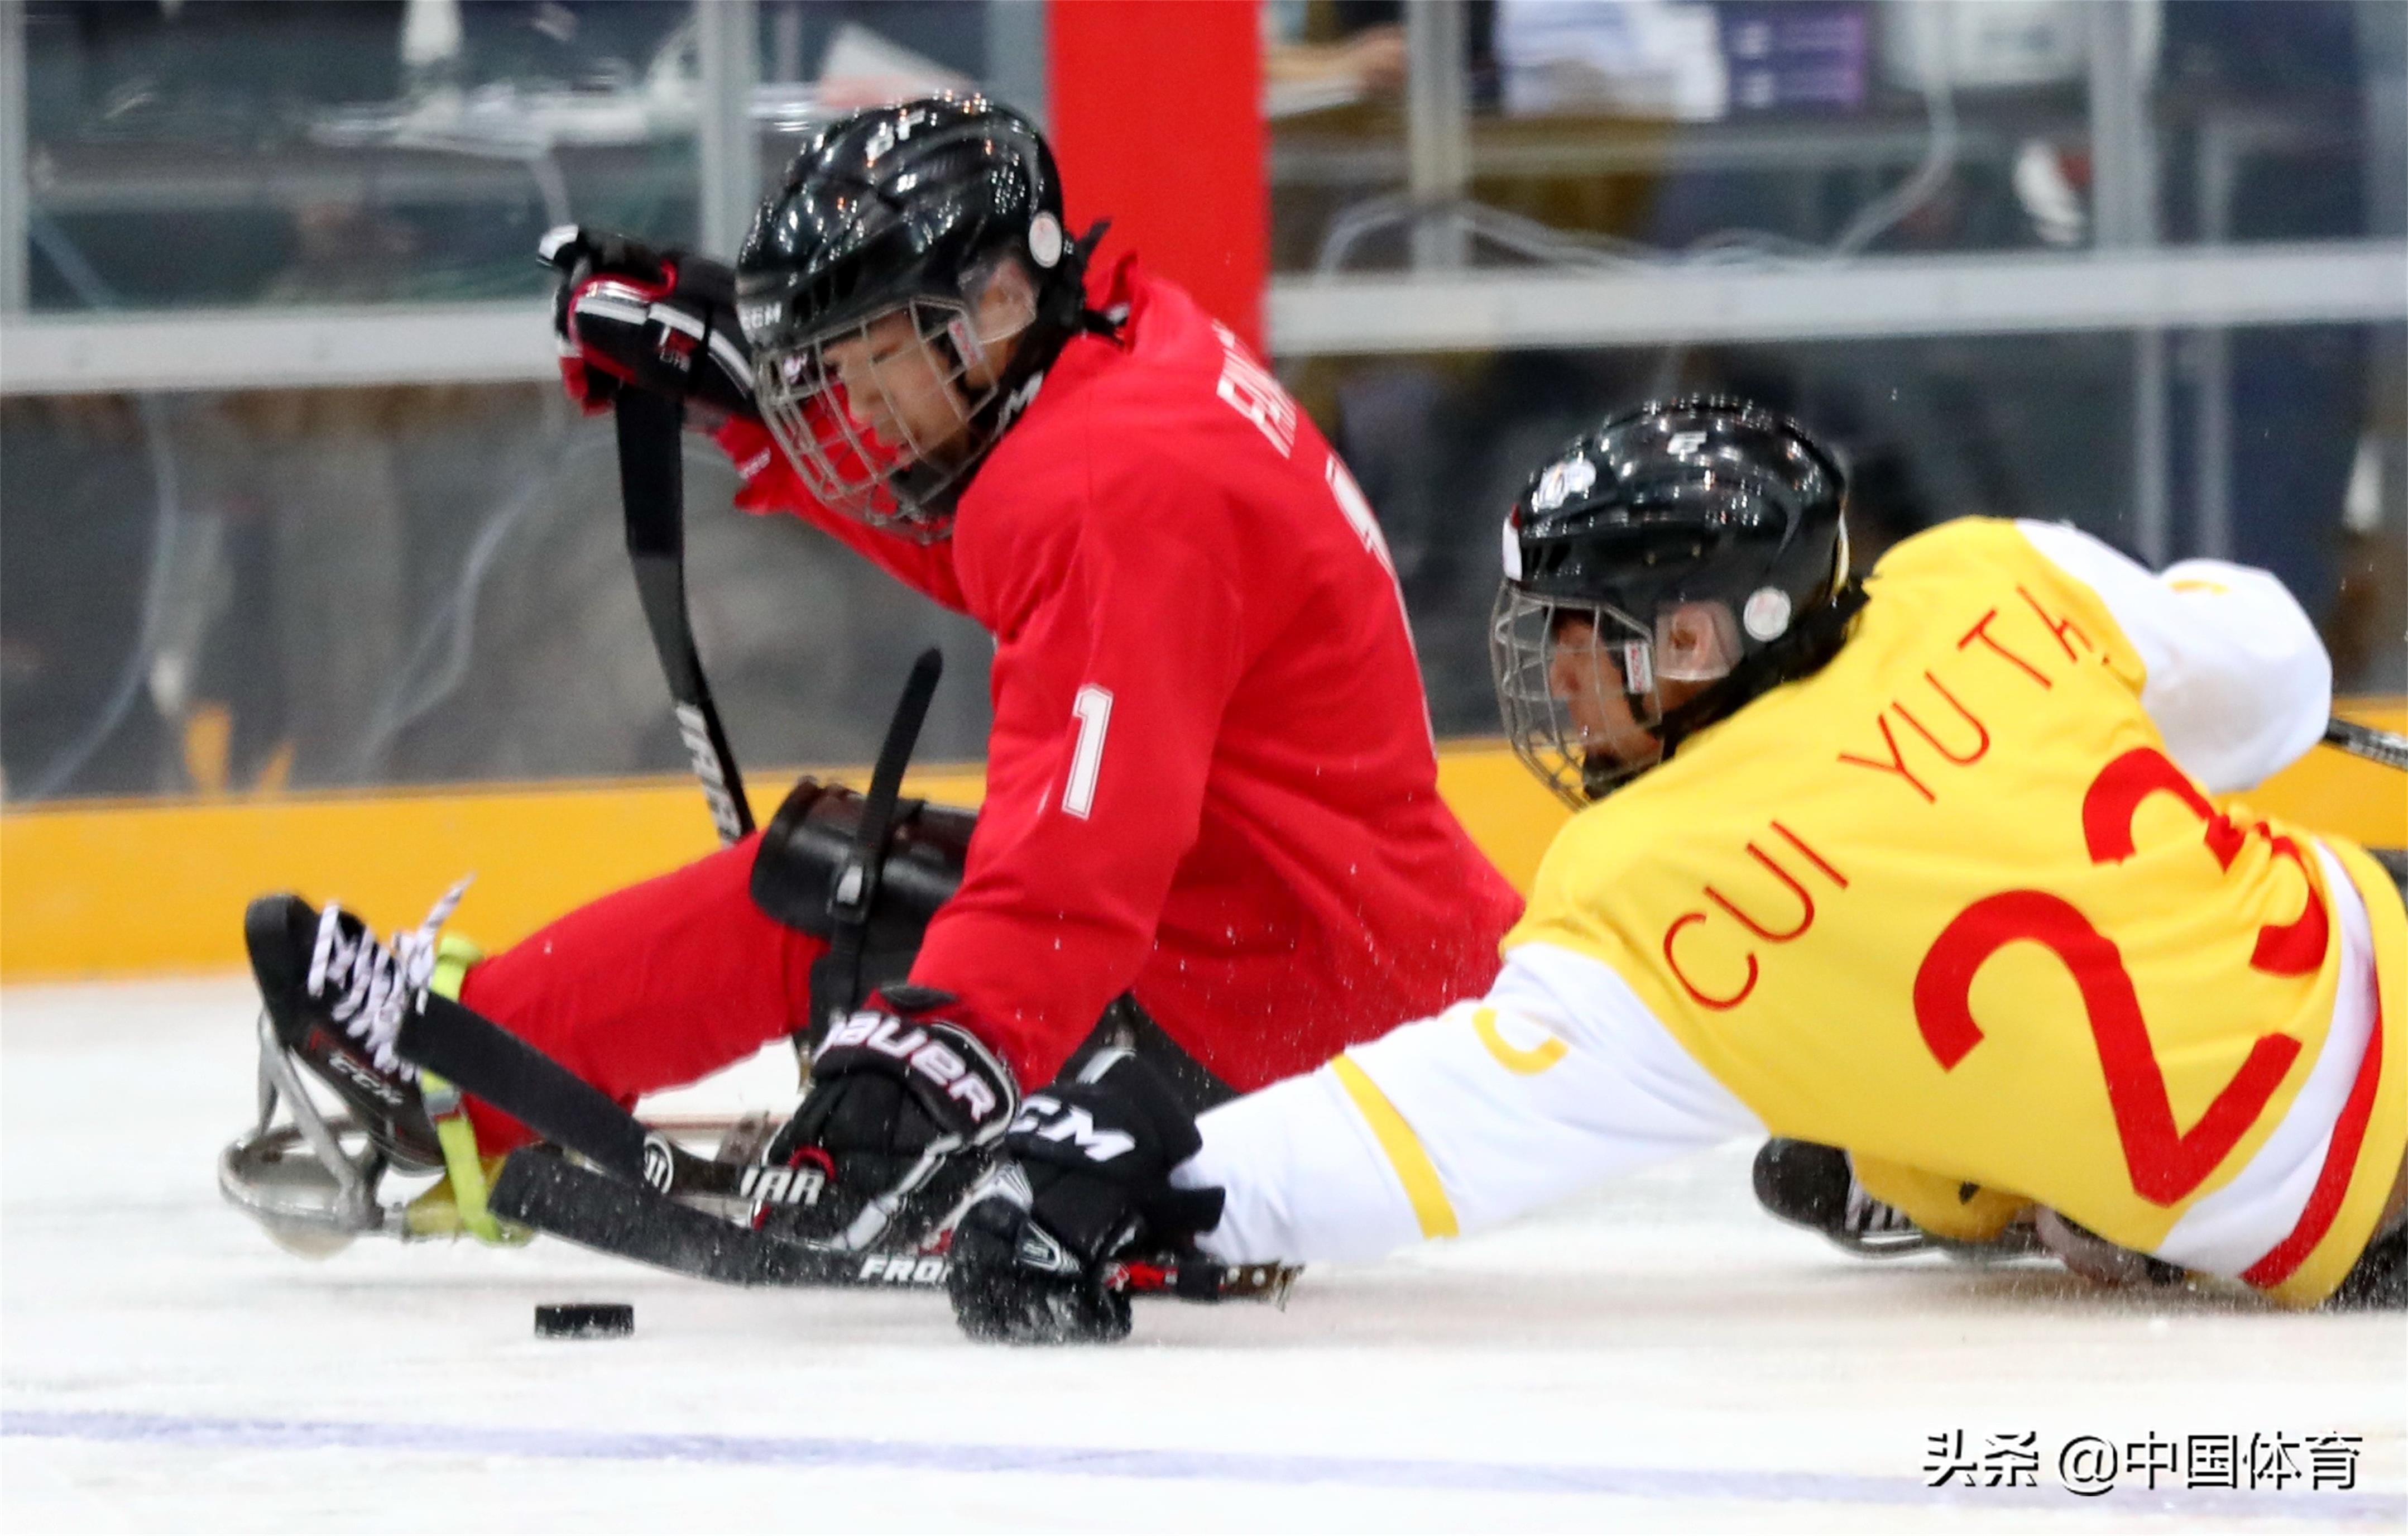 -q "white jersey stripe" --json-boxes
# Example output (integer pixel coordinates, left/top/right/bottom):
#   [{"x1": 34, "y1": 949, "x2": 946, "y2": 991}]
[{"x1": 2153, "y1": 844, "x2": 2376, "y2": 1277}]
